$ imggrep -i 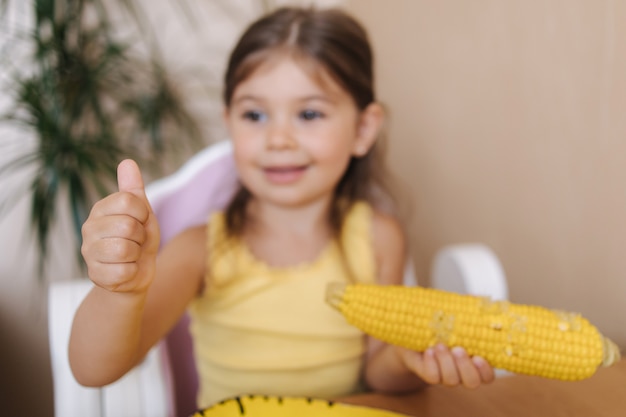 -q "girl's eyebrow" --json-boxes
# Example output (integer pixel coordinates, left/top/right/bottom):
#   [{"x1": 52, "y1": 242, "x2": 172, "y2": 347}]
[
  {"x1": 299, "y1": 94, "x2": 335, "y2": 103},
  {"x1": 231, "y1": 95, "x2": 262, "y2": 105},
  {"x1": 231, "y1": 94, "x2": 336, "y2": 106}
]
